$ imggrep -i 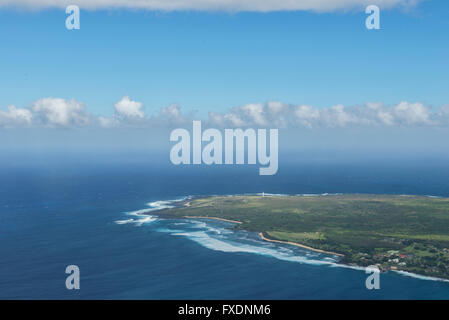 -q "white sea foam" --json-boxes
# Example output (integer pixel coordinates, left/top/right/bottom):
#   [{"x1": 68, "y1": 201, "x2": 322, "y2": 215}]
[
  {"x1": 117, "y1": 194, "x2": 449, "y2": 283},
  {"x1": 114, "y1": 214, "x2": 158, "y2": 226},
  {"x1": 114, "y1": 196, "x2": 191, "y2": 226},
  {"x1": 393, "y1": 270, "x2": 449, "y2": 283},
  {"x1": 255, "y1": 192, "x2": 289, "y2": 197},
  {"x1": 114, "y1": 219, "x2": 134, "y2": 225},
  {"x1": 157, "y1": 217, "x2": 449, "y2": 279},
  {"x1": 179, "y1": 219, "x2": 449, "y2": 280},
  {"x1": 296, "y1": 193, "x2": 343, "y2": 197},
  {"x1": 171, "y1": 230, "x2": 328, "y2": 264},
  {"x1": 157, "y1": 219, "x2": 338, "y2": 266}
]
